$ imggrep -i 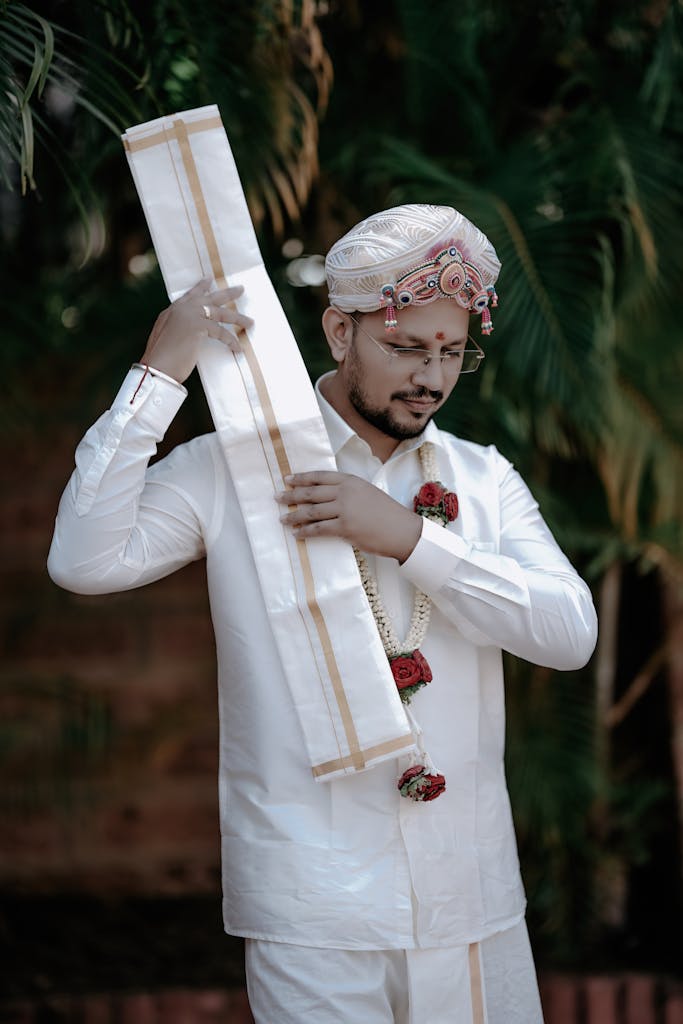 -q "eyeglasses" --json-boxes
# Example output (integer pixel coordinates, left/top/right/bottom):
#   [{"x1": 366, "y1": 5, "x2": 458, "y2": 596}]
[{"x1": 348, "y1": 314, "x2": 485, "y2": 374}]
